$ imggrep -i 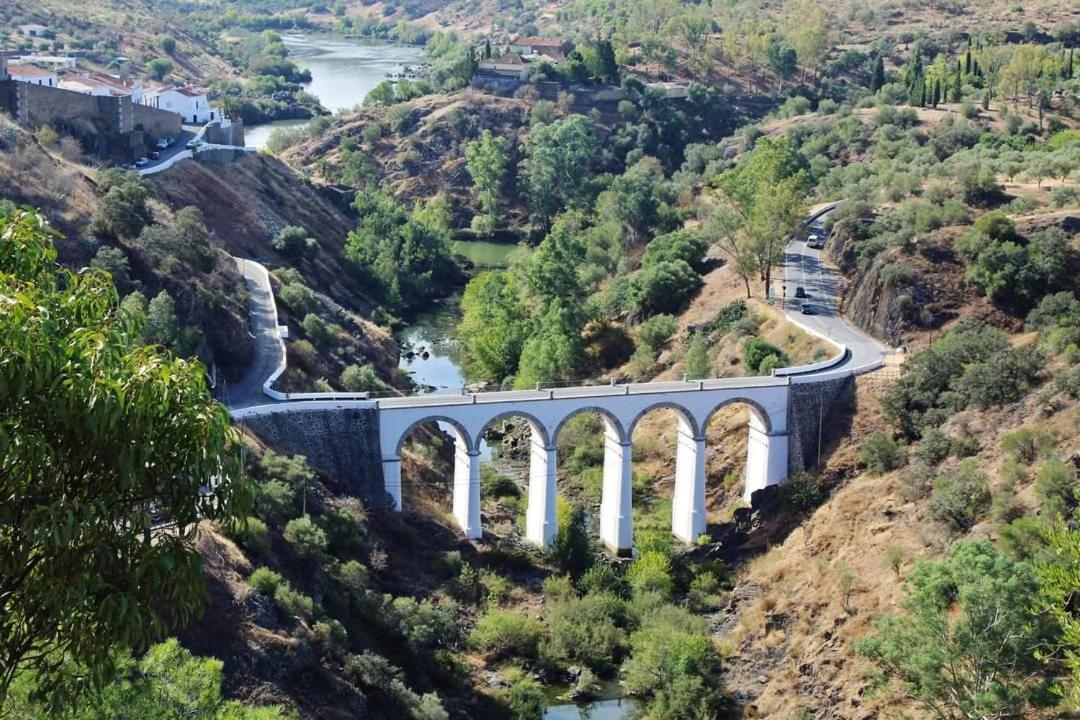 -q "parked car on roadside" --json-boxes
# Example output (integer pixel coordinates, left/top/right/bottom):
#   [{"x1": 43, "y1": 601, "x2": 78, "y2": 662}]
[
  {"x1": 155, "y1": 138, "x2": 169, "y2": 150},
  {"x1": 801, "y1": 303, "x2": 814, "y2": 314},
  {"x1": 135, "y1": 157, "x2": 149, "y2": 167},
  {"x1": 795, "y1": 286, "x2": 807, "y2": 299}
]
